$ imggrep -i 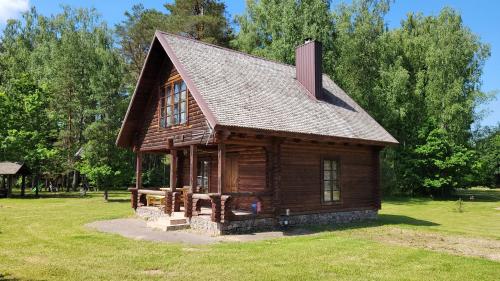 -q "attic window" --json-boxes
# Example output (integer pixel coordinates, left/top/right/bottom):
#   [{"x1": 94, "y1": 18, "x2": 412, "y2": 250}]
[{"x1": 159, "y1": 78, "x2": 188, "y2": 128}]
